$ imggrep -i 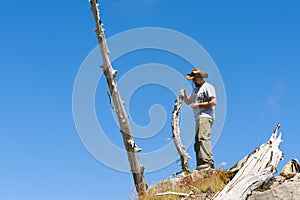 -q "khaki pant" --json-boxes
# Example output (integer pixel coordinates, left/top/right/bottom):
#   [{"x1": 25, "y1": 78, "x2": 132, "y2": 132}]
[{"x1": 194, "y1": 117, "x2": 214, "y2": 168}]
